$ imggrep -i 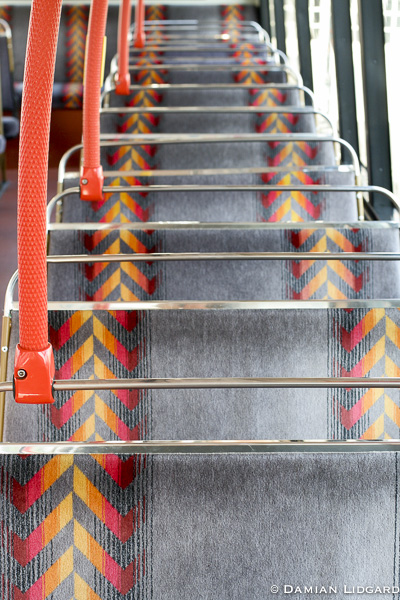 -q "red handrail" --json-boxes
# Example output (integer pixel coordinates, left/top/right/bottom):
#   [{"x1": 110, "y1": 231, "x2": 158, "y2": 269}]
[
  {"x1": 134, "y1": 0, "x2": 146, "y2": 48},
  {"x1": 14, "y1": 0, "x2": 63, "y2": 403},
  {"x1": 80, "y1": 0, "x2": 109, "y2": 201},
  {"x1": 115, "y1": 0, "x2": 131, "y2": 95}
]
